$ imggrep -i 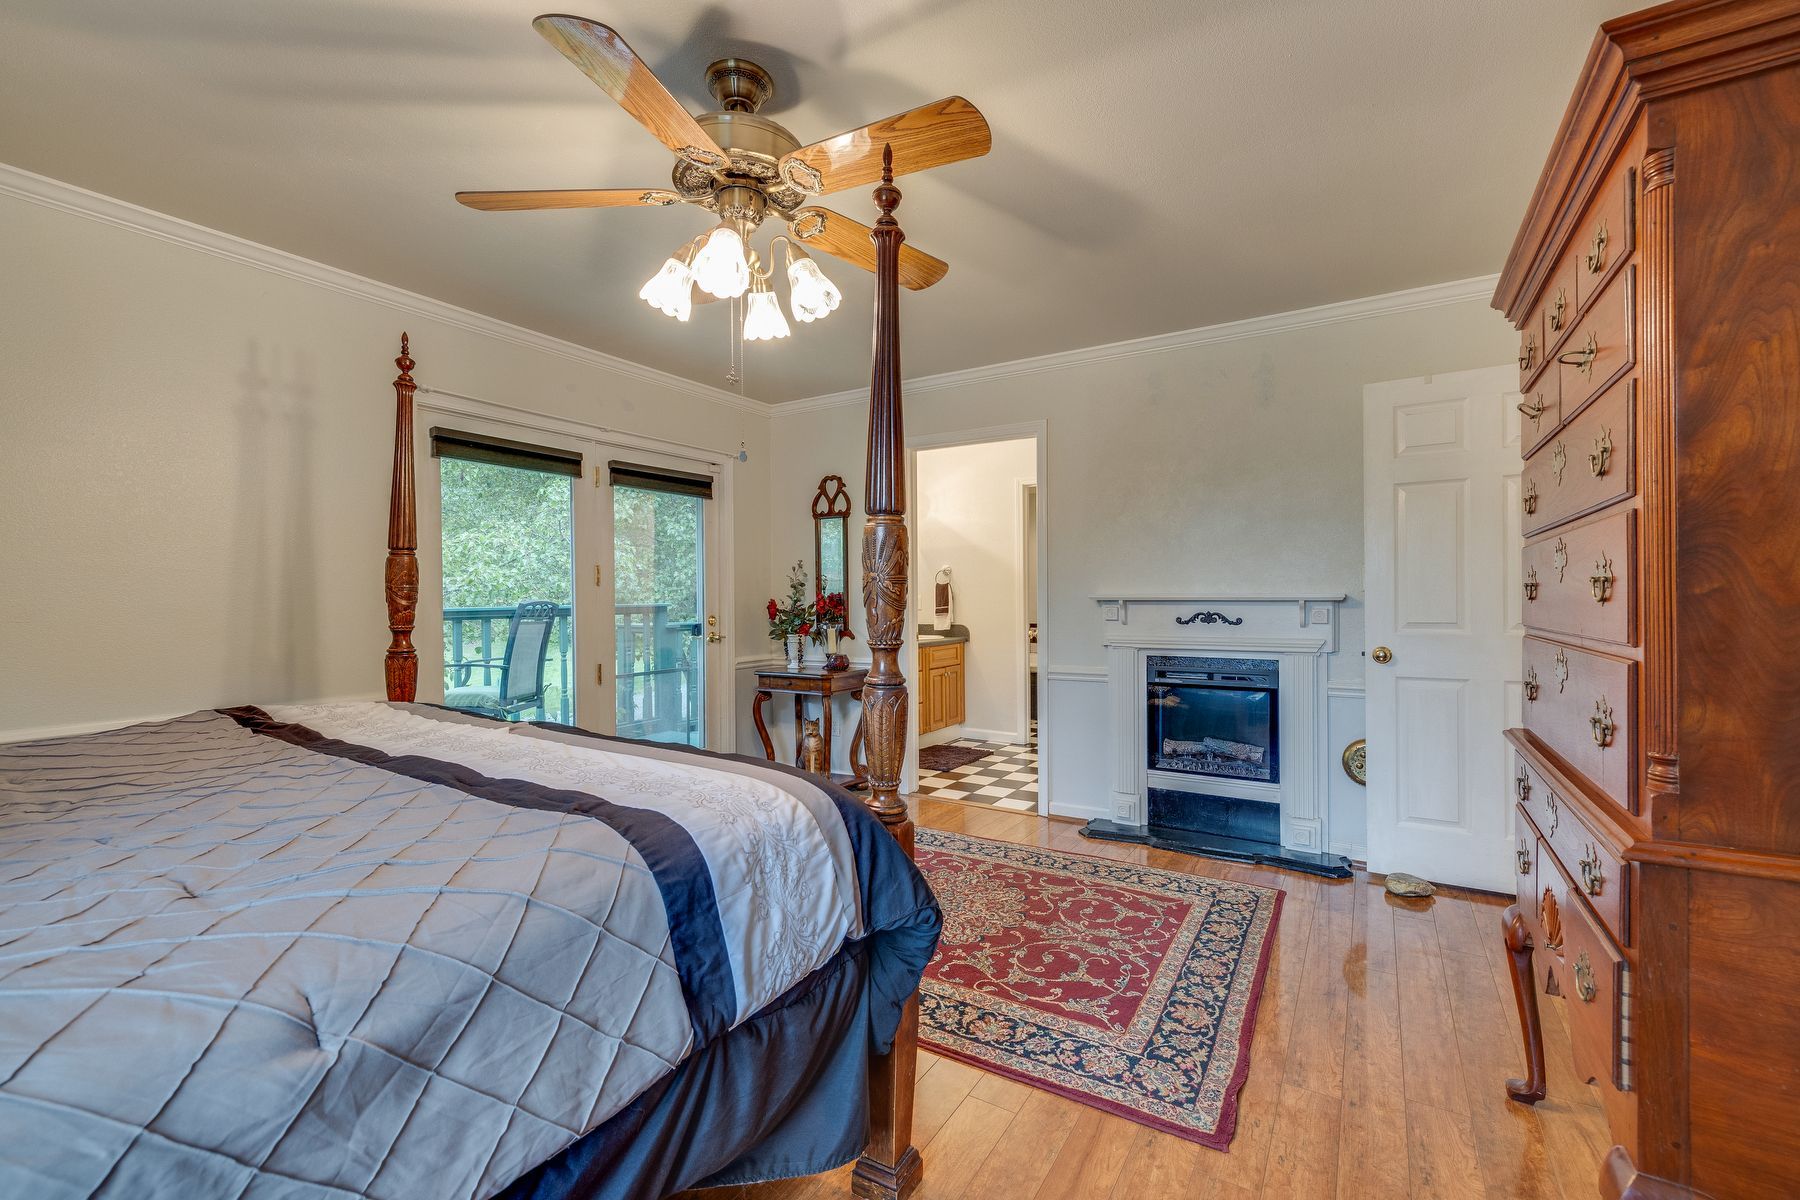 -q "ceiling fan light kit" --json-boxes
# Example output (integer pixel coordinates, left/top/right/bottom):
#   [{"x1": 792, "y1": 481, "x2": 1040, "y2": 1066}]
[{"x1": 459, "y1": 13, "x2": 989, "y2": 378}]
